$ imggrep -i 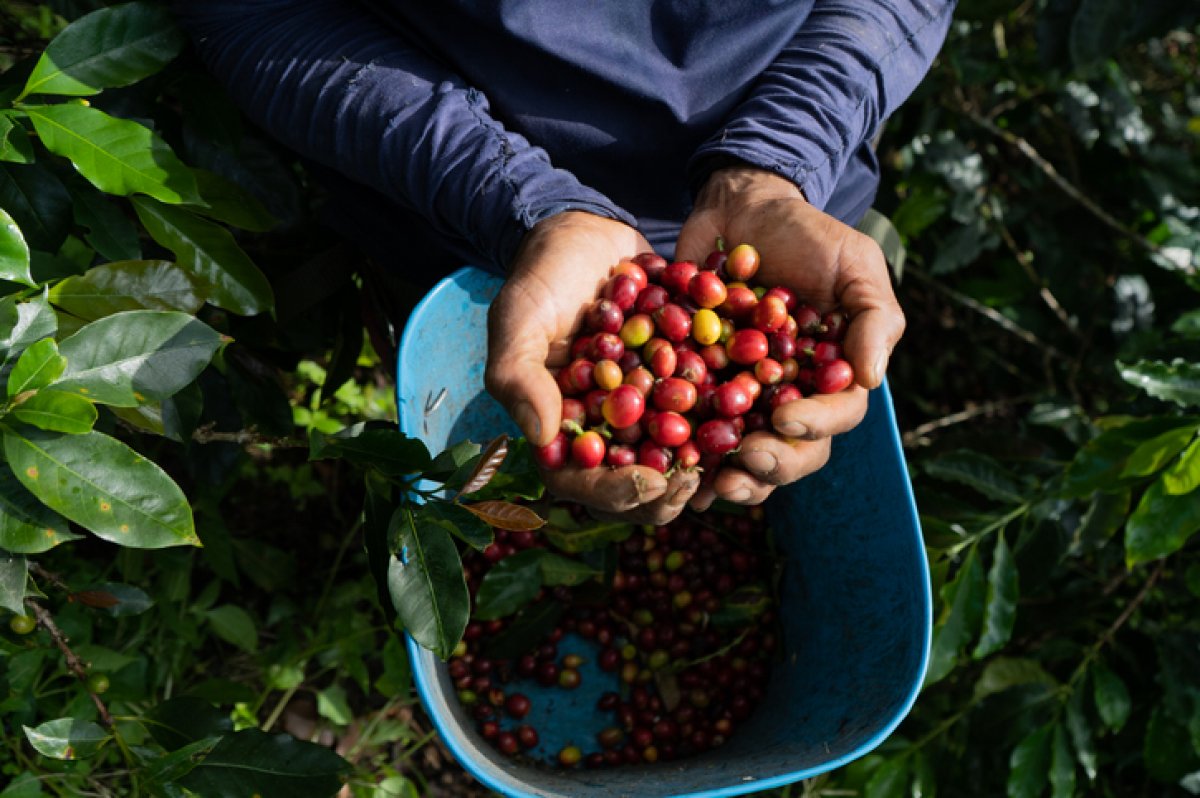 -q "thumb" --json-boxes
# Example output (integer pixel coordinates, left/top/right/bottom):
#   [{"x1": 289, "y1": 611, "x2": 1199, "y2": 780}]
[
  {"x1": 674, "y1": 210, "x2": 724, "y2": 265},
  {"x1": 485, "y1": 299, "x2": 562, "y2": 448}
]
